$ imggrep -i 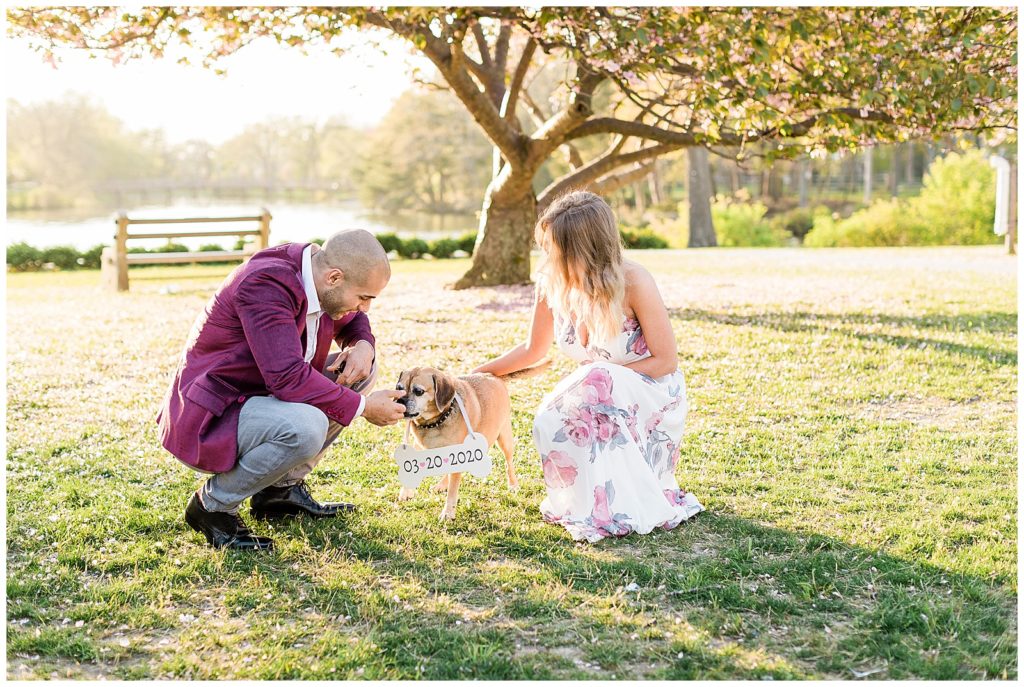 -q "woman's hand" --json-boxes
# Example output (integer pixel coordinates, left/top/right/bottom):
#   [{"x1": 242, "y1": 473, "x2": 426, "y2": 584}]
[{"x1": 473, "y1": 287, "x2": 555, "y2": 376}]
